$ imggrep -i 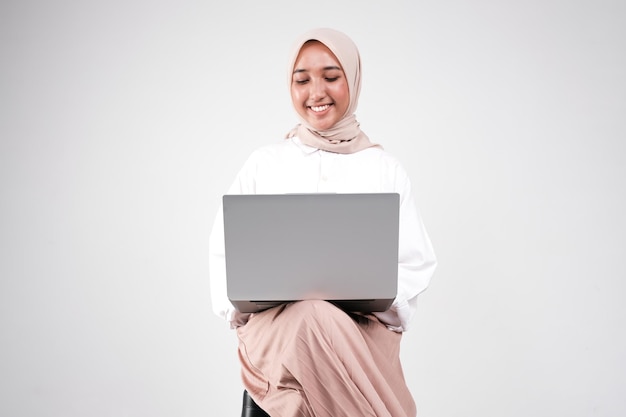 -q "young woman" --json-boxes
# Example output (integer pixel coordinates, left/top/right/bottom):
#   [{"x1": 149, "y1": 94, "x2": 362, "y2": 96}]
[{"x1": 209, "y1": 28, "x2": 437, "y2": 417}]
